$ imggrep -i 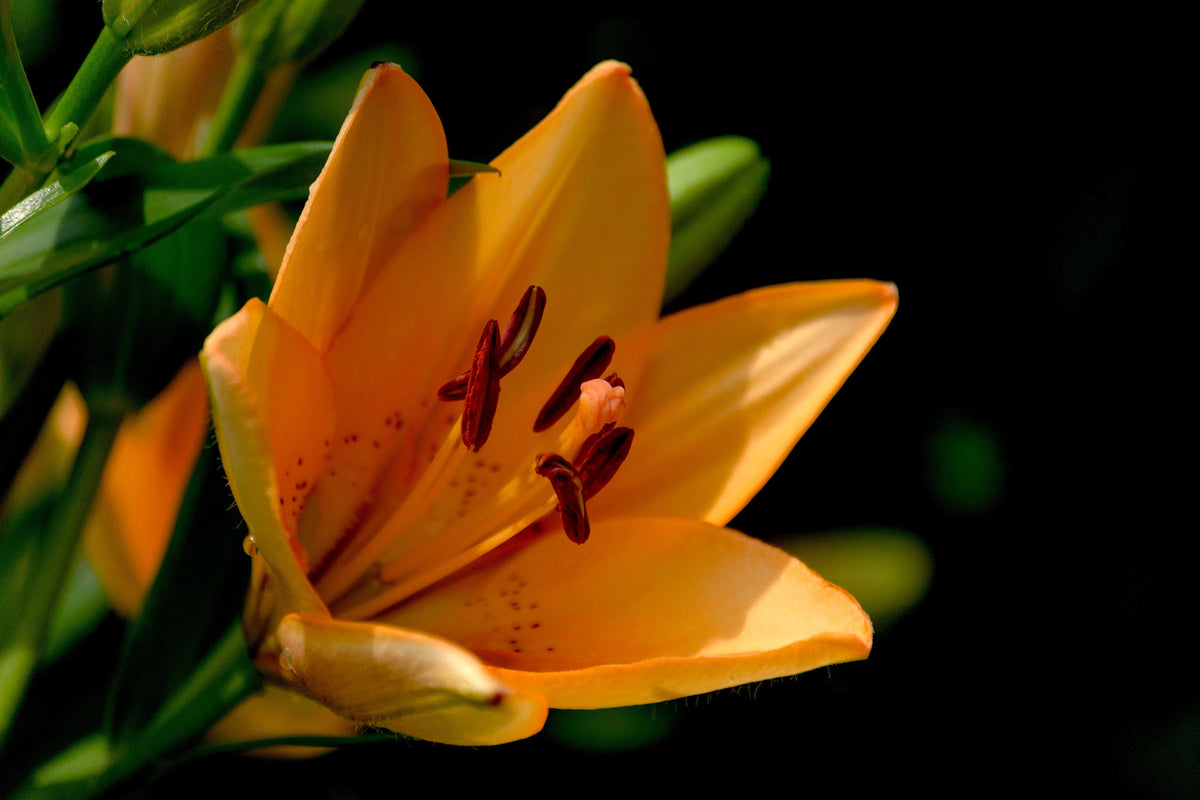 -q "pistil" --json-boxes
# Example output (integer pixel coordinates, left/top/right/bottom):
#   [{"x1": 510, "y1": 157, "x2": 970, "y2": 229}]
[{"x1": 535, "y1": 379, "x2": 633, "y2": 544}]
